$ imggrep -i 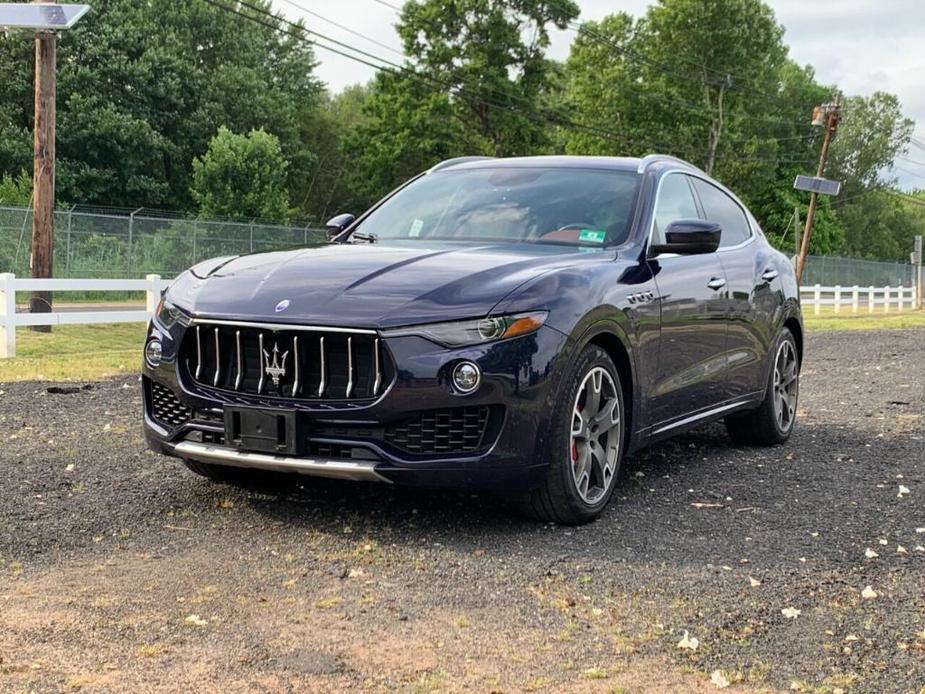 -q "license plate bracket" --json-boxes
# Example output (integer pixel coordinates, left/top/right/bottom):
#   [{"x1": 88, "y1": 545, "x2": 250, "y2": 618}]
[{"x1": 224, "y1": 406, "x2": 305, "y2": 455}]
